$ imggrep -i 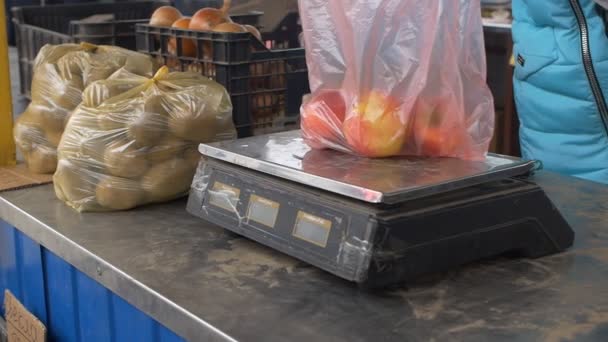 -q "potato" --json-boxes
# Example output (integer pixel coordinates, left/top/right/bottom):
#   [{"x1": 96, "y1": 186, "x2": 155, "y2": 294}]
[
  {"x1": 97, "y1": 113, "x2": 123, "y2": 131},
  {"x1": 84, "y1": 89, "x2": 111, "y2": 108},
  {"x1": 51, "y1": 49, "x2": 237, "y2": 212},
  {"x1": 13, "y1": 122, "x2": 45, "y2": 153},
  {"x1": 141, "y1": 157, "x2": 197, "y2": 202},
  {"x1": 95, "y1": 177, "x2": 145, "y2": 210},
  {"x1": 27, "y1": 148, "x2": 57, "y2": 174},
  {"x1": 78, "y1": 134, "x2": 110, "y2": 163},
  {"x1": 29, "y1": 104, "x2": 69, "y2": 133},
  {"x1": 217, "y1": 115, "x2": 237, "y2": 140},
  {"x1": 68, "y1": 73, "x2": 85, "y2": 90},
  {"x1": 82, "y1": 82, "x2": 112, "y2": 108},
  {"x1": 46, "y1": 129, "x2": 63, "y2": 148},
  {"x1": 84, "y1": 67, "x2": 115, "y2": 87},
  {"x1": 57, "y1": 51, "x2": 85, "y2": 79},
  {"x1": 144, "y1": 94, "x2": 169, "y2": 116},
  {"x1": 97, "y1": 109, "x2": 138, "y2": 131},
  {"x1": 67, "y1": 107, "x2": 99, "y2": 131},
  {"x1": 83, "y1": 81, "x2": 143, "y2": 108},
  {"x1": 51, "y1": 75, "x2": 84, "y2": 110},
  {"x1": 58, "y1": 110, "x2": 105, "y2": 161},
  {"x1": 123, "y1": 54, "x2": 156, "y2": 77},
  {"x1": 103, "y1": 139, "x2": 149, "y2": 179},
  {"x1": 53, "y1": 159, "x2": 98, "y2": 202},
  {"x1": 183, "y1": 145, "x2": 201, "y2": 167},
  {"x1": 168, "y1": 110, "x2": 218, "y2": 142},
  {"x1": 166, "y1": 86, "x2": 234, "y2": 142},
  {"x1": 251, "y1": 93, "x2": 279, "y2": 119},
  {"x1": 60, "y1": 51, "x2": 86, "y2": 70},
  {"x1": 127, "y1": 105, "x2": 168, "y2": 147},
  {"x1": 57, "y1": 135, "x2": 83, "y2": 160},
  {"x1": 146, "y1": 137, "x2": 189, "y2": 164},
  {"x1": 30, "y1": 64, "x2": 61, "y2": 103}
]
